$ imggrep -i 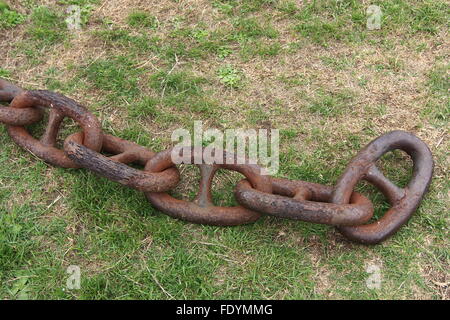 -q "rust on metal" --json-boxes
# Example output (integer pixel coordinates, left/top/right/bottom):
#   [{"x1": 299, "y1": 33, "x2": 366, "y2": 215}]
[
  {"x1": 0, "y1": 79, "x2": 435, "y2": 244},
  {"x1": 0, "y1": 103, "x2": 43, "y2": 126},
  {"x1": 144, "y1": 146, "x2": 272, "y2": 226},
  {"x1": 0, "y1": 79, "x2": 23, "y2": 101},
  {"x1": 64, "y1": 132, "x2": 180, "y2": 192},
  {"x1": 235, "y1": 177, "x2": 374, "y2": 226},
  {"x1": 0, "y1": 79, "x2": 43, "y2": 126},
  {"x1": 7, "y1": 90, "x2": 103, "y2": 168},
  {"x1": 331, "y1": 130, "x2": 434, "y2": 244}
]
